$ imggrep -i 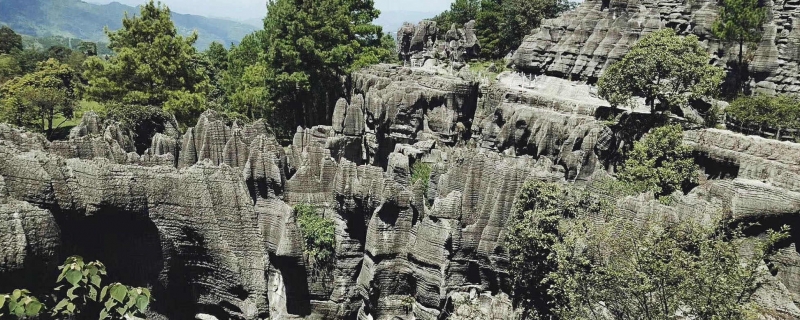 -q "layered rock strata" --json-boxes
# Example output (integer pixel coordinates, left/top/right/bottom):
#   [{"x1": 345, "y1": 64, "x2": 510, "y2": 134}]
[
  {"x1": 2, "y1": 64, "x2": 800, "y2": 319},
  {"x1": 511, "y1": 0, "x2": 800, "y2": 94}
]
